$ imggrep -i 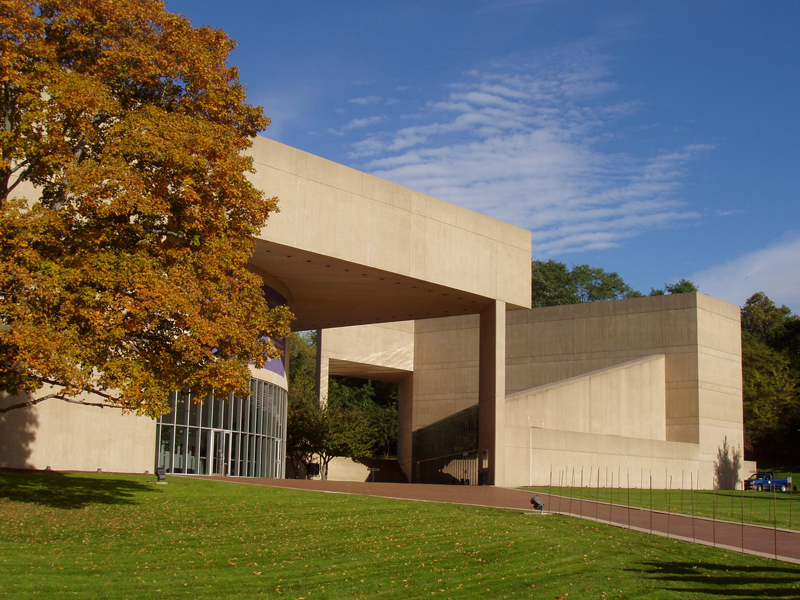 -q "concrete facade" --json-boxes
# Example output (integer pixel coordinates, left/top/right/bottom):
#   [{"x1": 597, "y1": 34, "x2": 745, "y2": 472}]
[
  {"x1": 320, "y1": 293, "x2": 745, "y2": 489},
  {"x1": 1, "y1": 136, "x2": 531, "y2": 480}
]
